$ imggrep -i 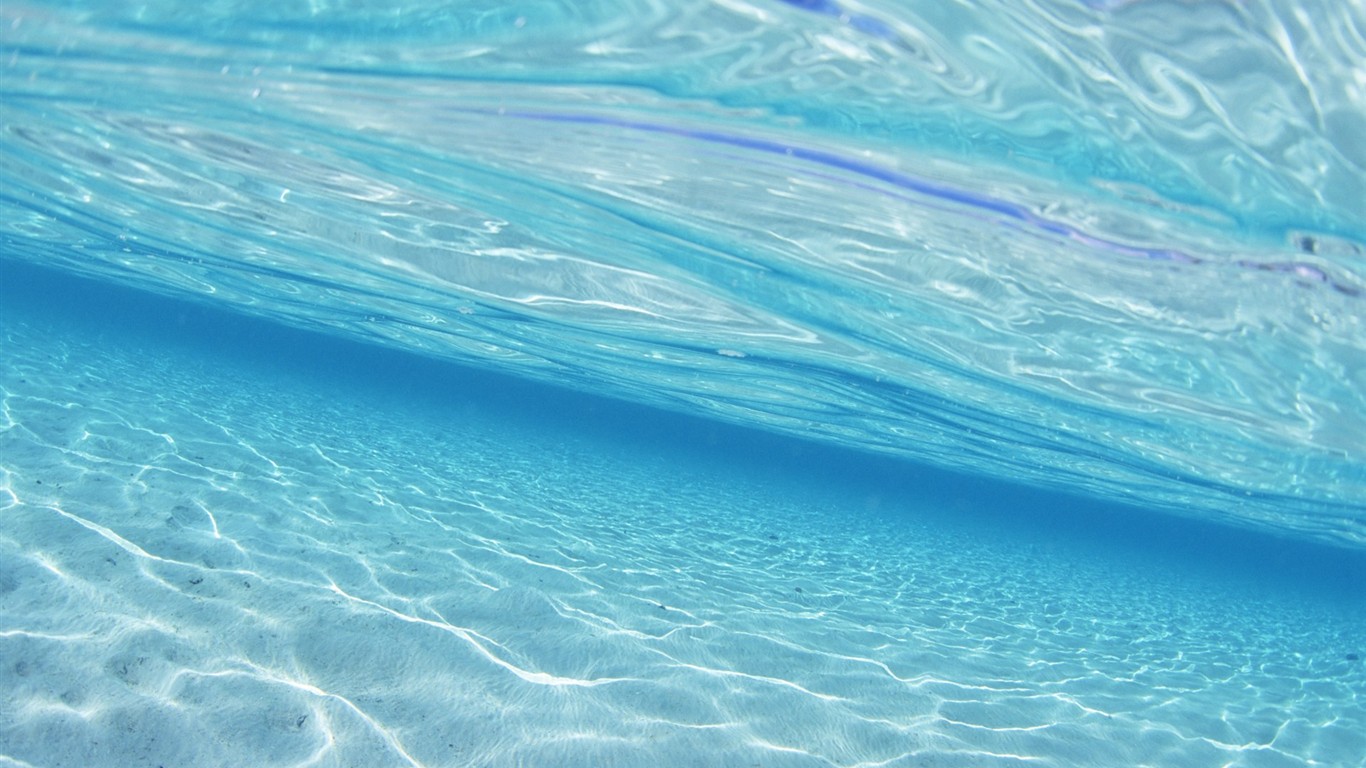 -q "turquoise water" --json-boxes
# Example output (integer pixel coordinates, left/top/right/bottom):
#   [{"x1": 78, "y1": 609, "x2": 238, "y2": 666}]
[{"x1": 3, "y1": 1, "x2": 1365, "y2": 766}]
